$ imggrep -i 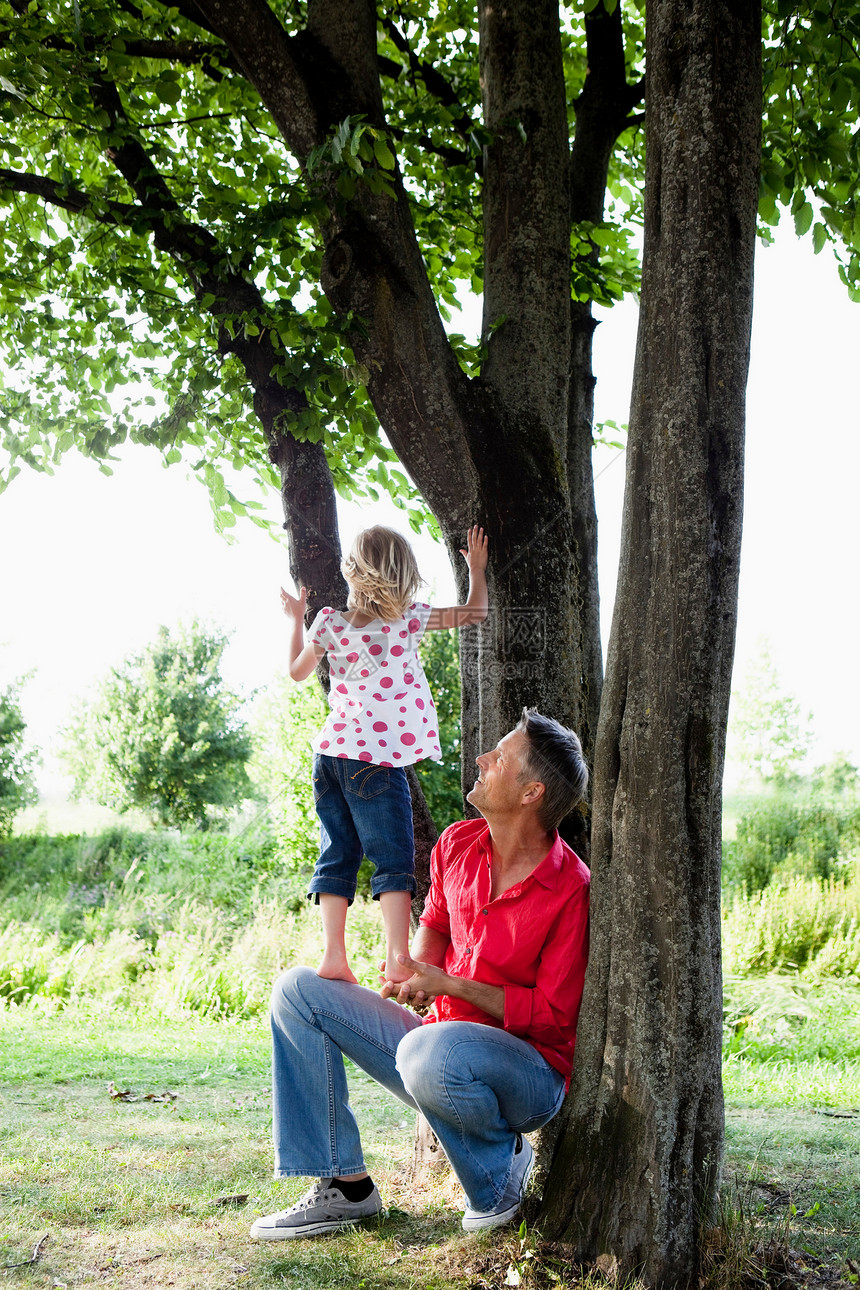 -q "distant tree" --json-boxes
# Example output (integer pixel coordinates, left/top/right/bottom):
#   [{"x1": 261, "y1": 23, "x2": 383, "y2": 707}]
[
  {"x1": 728, "y1": 640, "x2": 814, "y2": 787},
  {"x1": 811, "y1": 752, "x2": 859, "y2": 797},
  {"x1": 61, "y1": 622, "x2": 252, "y2": 828},
  {"x1": 0, "y1": 678, "x2": 39, "y2": 836}
]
